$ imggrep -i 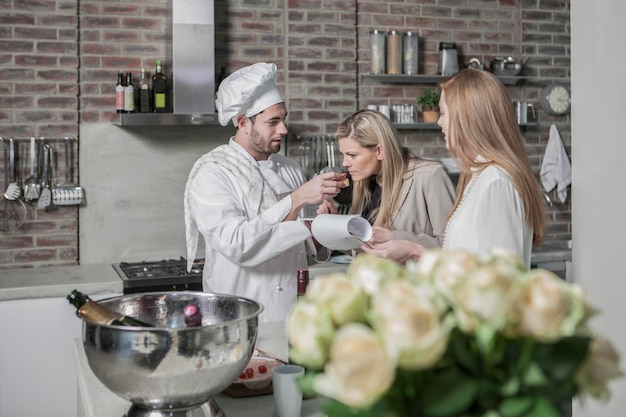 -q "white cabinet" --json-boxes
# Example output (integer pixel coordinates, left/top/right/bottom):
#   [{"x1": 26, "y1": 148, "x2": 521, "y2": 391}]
[{"x1": 0, "y1": 294, "x2": 120, "y2": 417}]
